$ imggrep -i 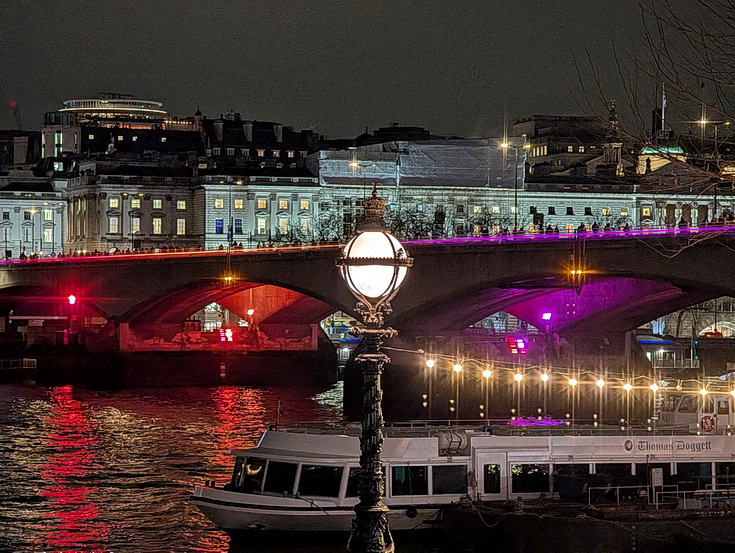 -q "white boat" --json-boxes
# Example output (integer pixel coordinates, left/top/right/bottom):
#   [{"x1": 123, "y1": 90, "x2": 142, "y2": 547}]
[{"x1": 193, "y1": 389, "x2": 735, "y2": 534}]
